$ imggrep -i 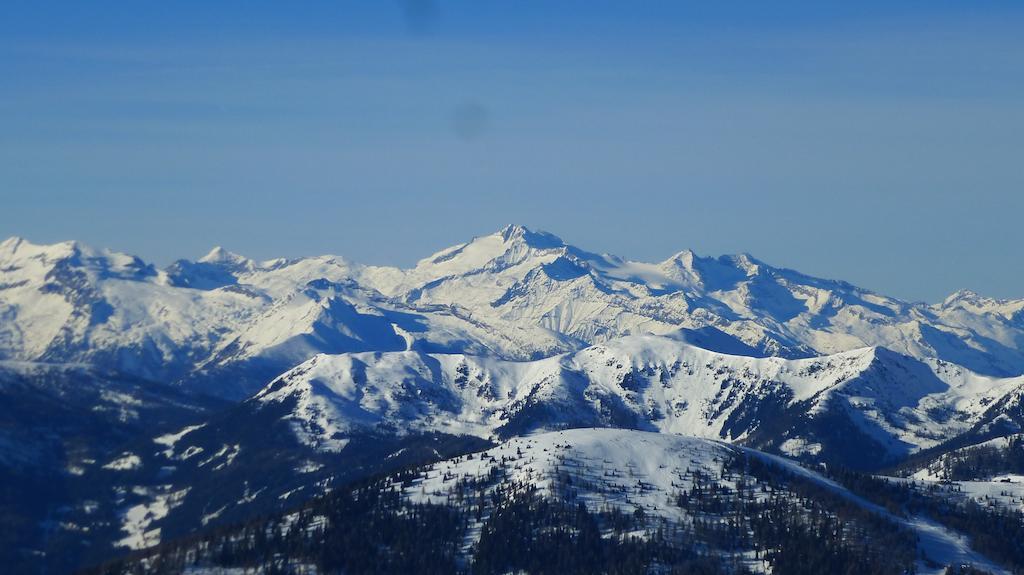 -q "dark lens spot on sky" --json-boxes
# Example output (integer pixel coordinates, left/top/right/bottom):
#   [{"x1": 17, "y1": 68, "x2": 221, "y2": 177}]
[
  {"x1": 397, "y1": 0, "x2": 440, "y2": 35},
  {"x1": 451, "y1": 102, "x2": 489, "y2": 141}
]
